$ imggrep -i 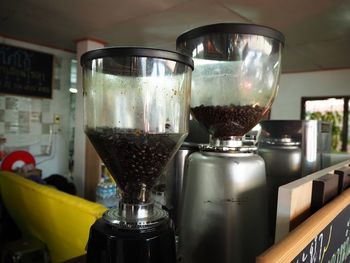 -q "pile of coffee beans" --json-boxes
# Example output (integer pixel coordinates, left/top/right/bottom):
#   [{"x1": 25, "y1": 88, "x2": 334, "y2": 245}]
[
  {"x1": 86, "y1": 128, "x2": 181, "y2": 204},
  {"x1": 191, "y1": 104, "x2": 265, "y2": 138}
]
